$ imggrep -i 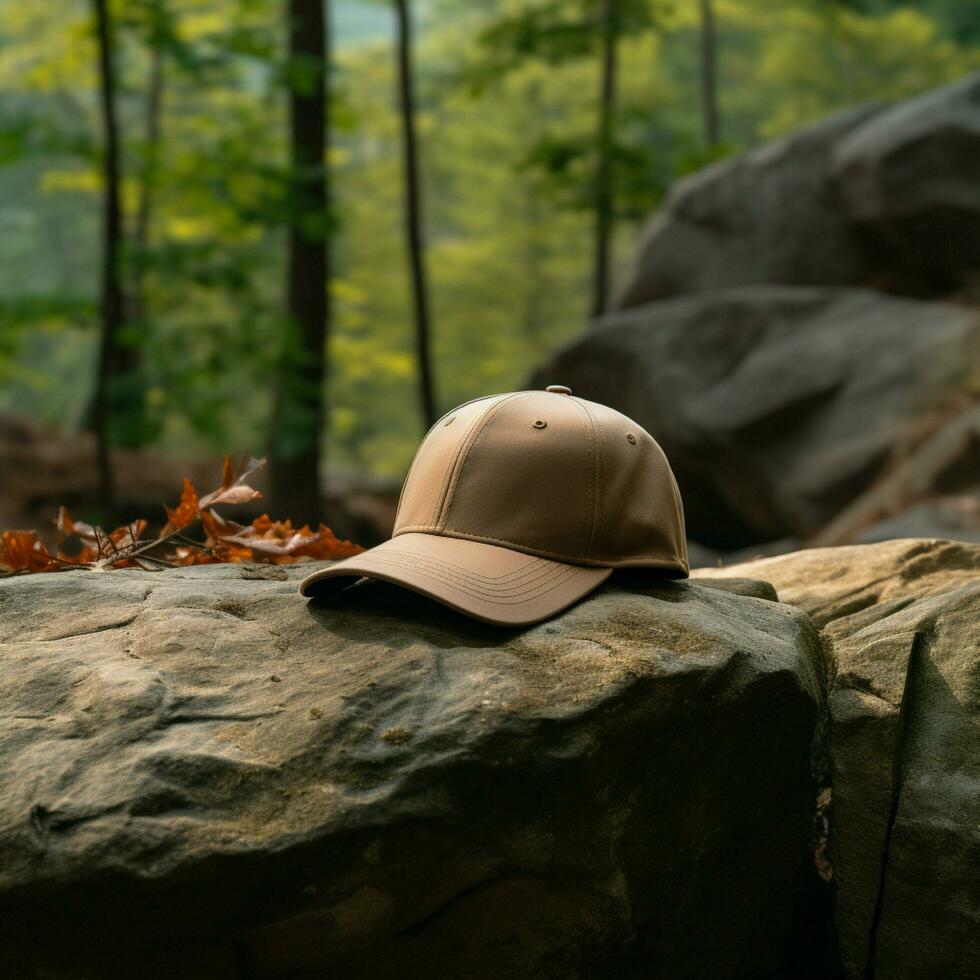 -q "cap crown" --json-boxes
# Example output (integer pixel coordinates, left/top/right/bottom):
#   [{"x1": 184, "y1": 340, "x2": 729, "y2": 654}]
[{"x1": 393, "y1": 390, "x2": 688, "y2": 571}]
